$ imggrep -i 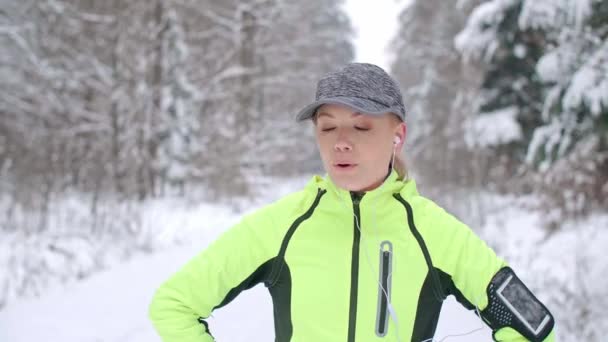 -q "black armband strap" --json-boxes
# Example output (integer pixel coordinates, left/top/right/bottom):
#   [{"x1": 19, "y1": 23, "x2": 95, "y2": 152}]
[{"x1": 481, "y1": 267, "x2": 554, "y2": 342}]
